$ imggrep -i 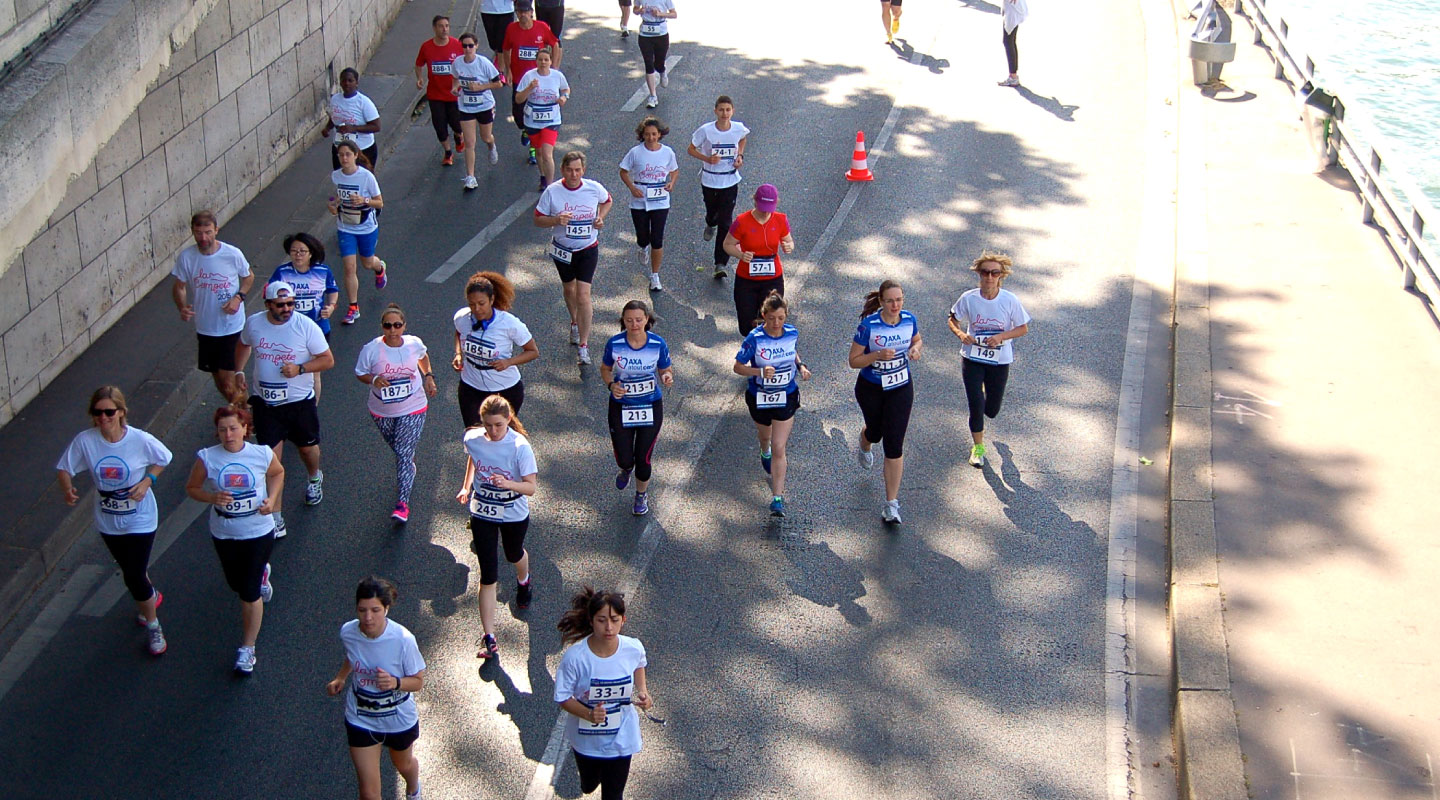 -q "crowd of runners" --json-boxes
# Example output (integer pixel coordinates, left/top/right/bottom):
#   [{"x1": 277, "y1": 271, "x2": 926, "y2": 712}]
[{"x1": 48, "y1": 3, "x2": 1035, "y2": 799}]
